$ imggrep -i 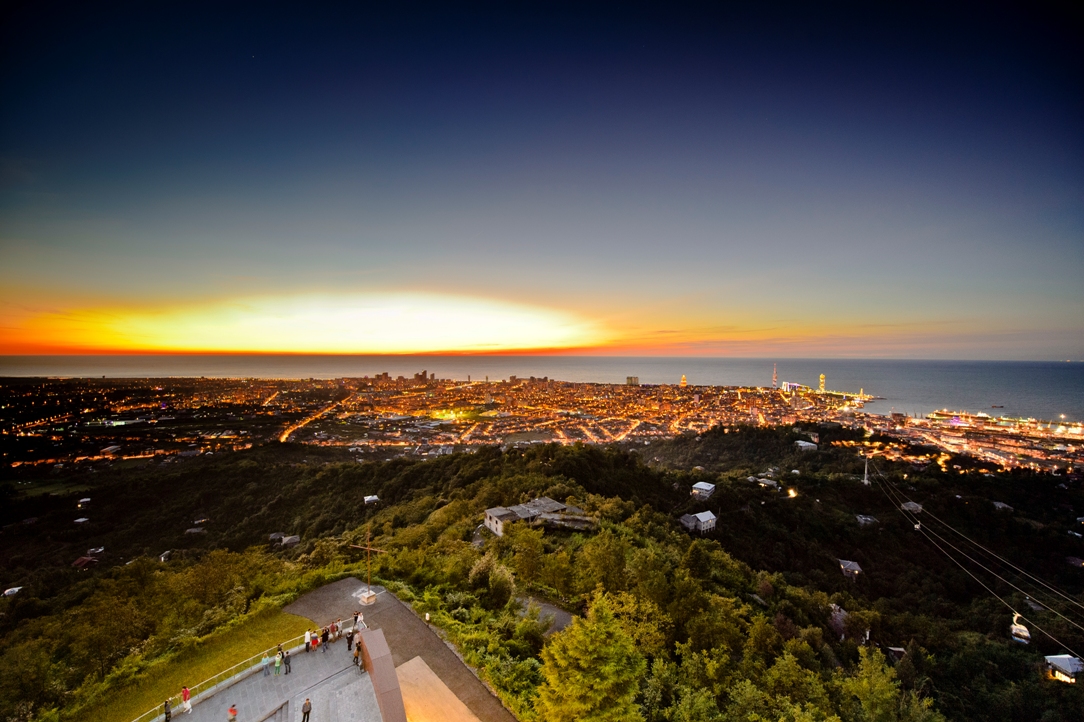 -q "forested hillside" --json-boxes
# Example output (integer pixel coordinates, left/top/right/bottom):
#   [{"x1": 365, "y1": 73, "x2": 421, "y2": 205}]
[{"x1": 1, "y1": 430, "x2": 1082, "y2": 721}]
